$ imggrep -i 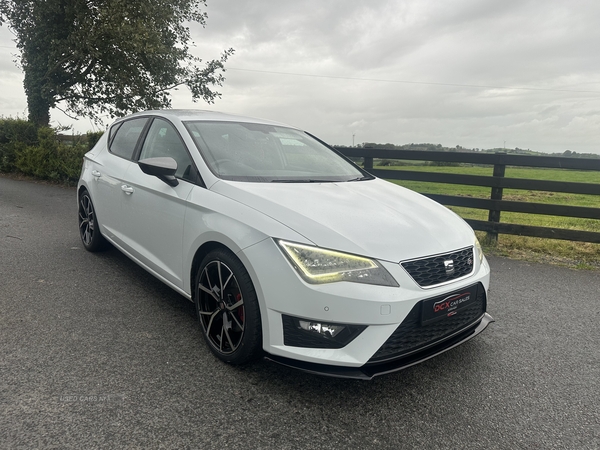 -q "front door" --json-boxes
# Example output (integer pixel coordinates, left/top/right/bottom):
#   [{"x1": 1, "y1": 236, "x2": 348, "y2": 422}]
[{"x1": 119, "y1": 118, "x2": 197, "y2": 288}]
